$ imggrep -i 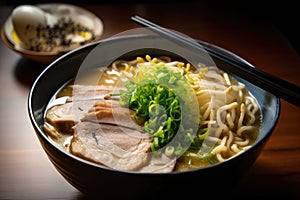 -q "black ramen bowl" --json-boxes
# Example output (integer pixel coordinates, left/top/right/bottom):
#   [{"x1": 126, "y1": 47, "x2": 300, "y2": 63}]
[{"x1": 28, "y1": 34, "x2": 280, "y2": 199}]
